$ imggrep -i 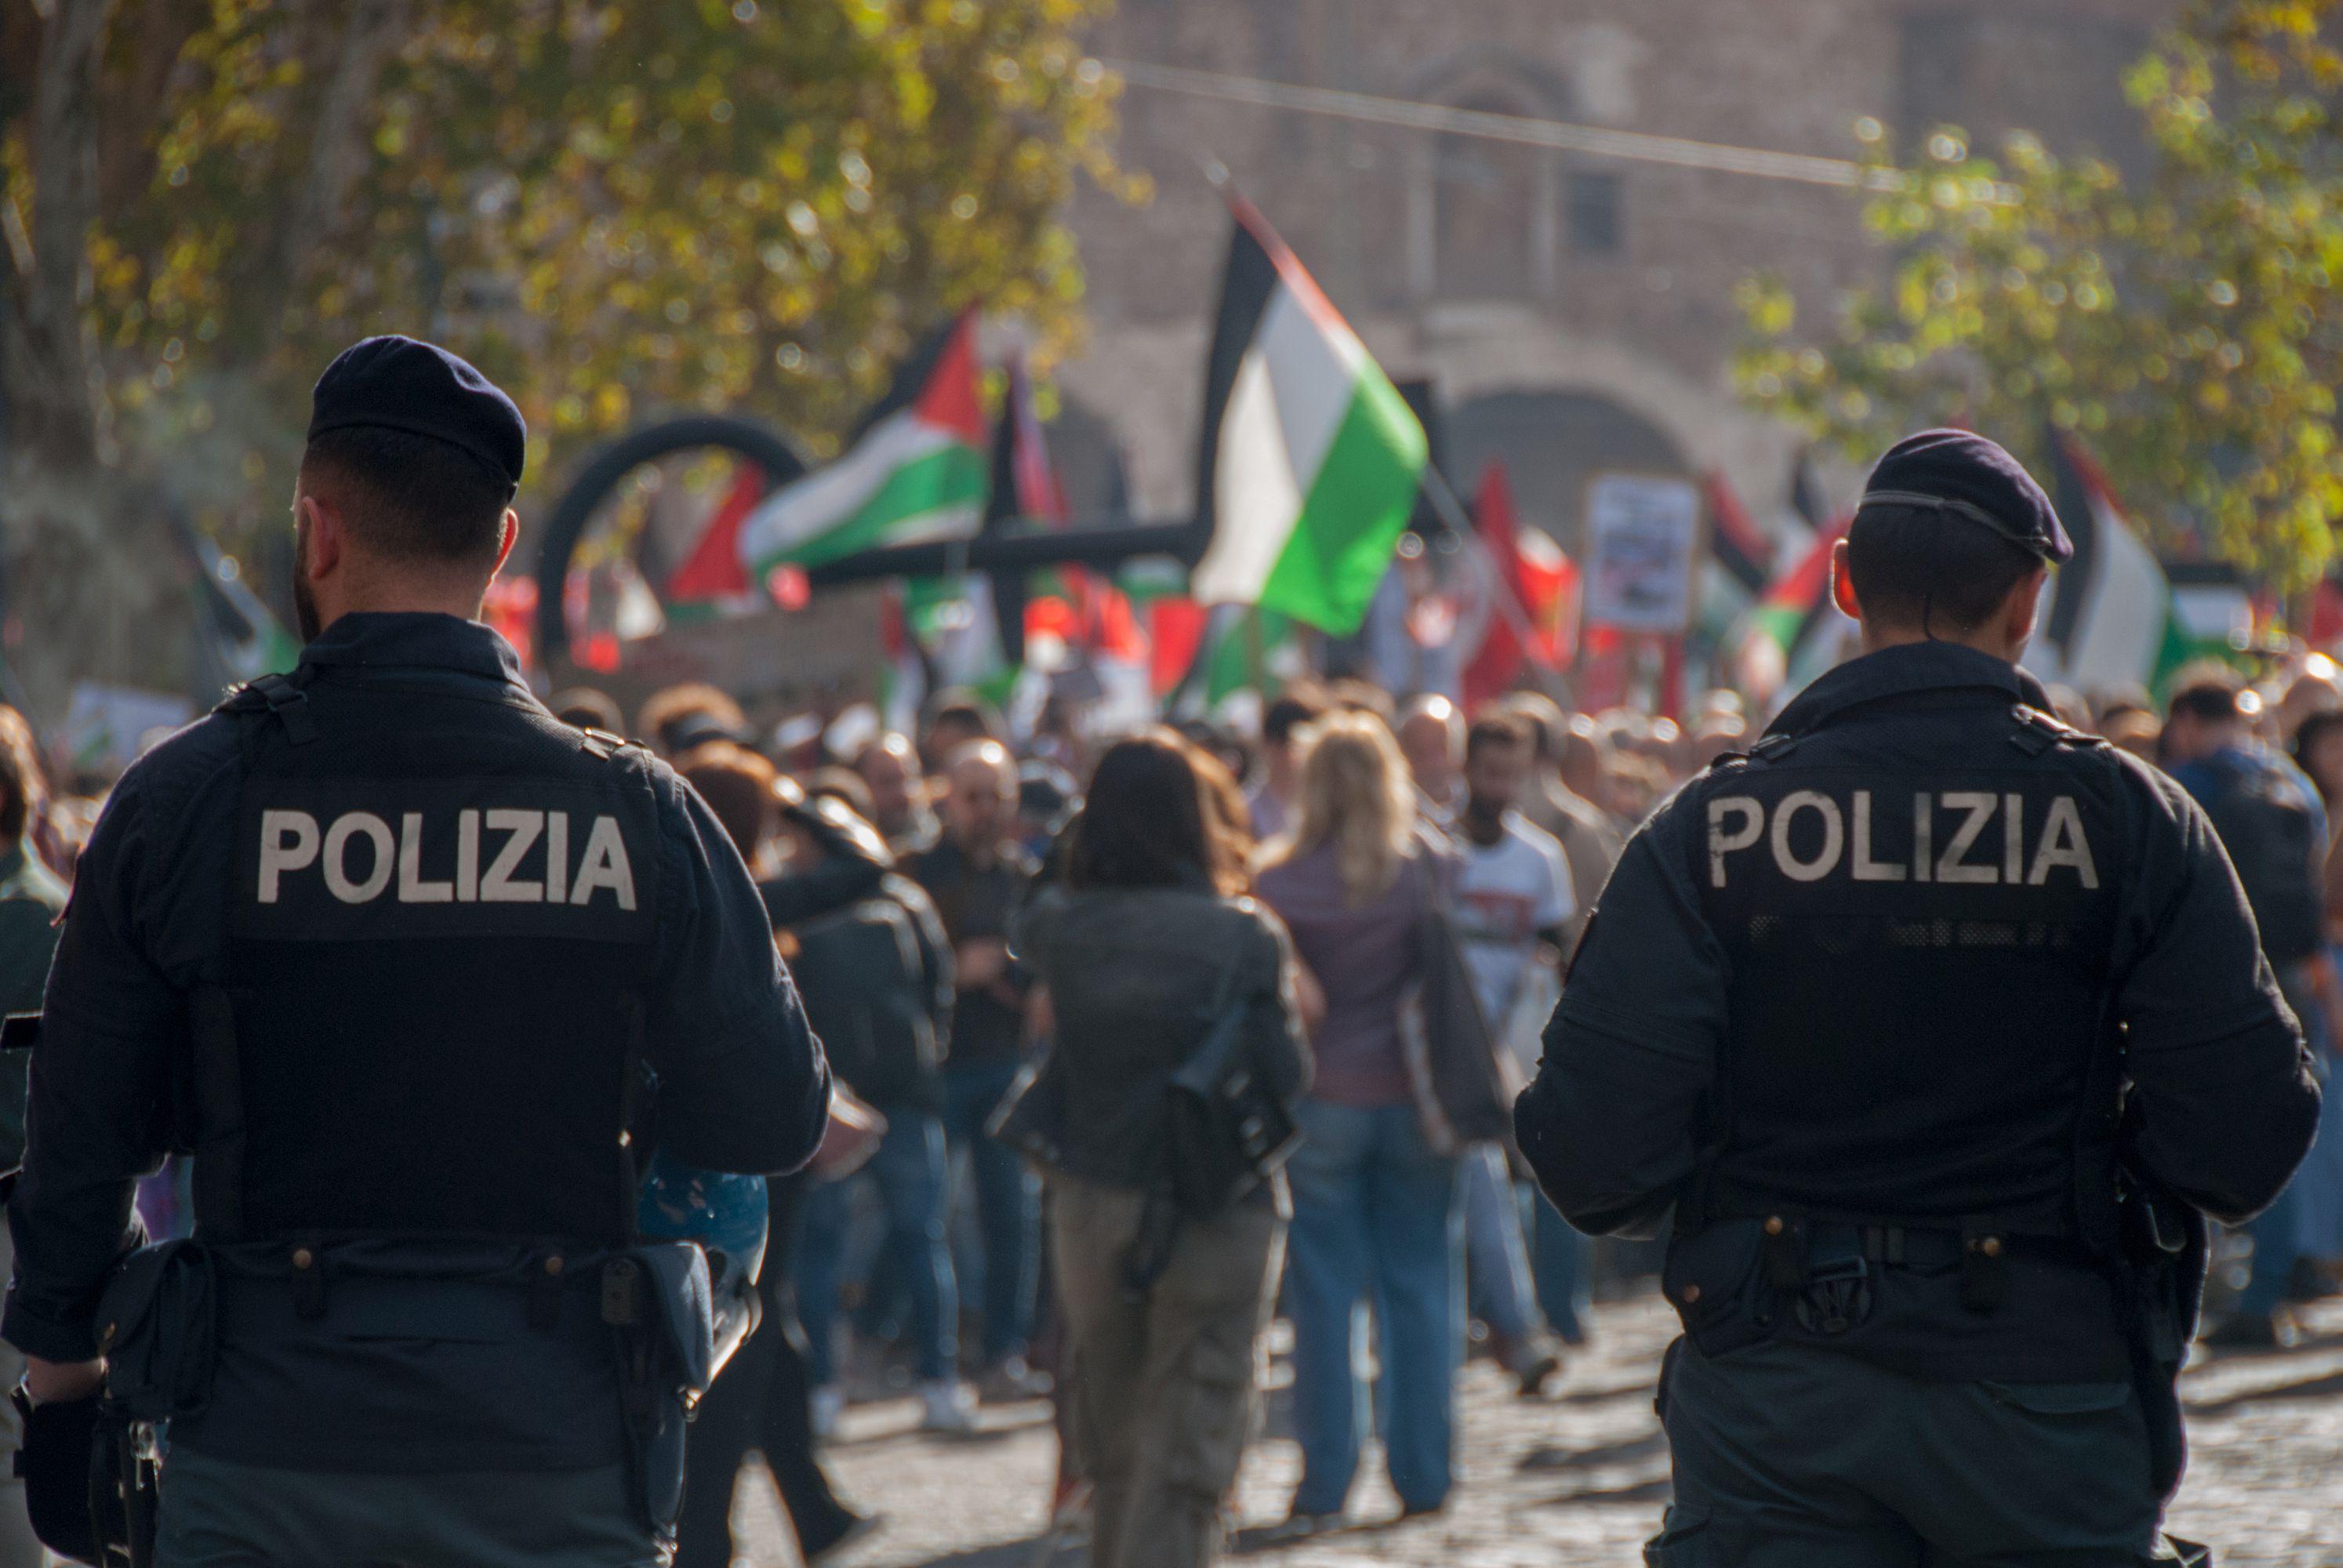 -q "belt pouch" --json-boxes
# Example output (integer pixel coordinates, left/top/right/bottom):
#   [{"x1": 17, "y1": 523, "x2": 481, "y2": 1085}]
[
  {"x1": 96, "y1": 1240, "x2": 218, "y2": 1421},
  {"x1": 608, "y1": 1242, "x2": 714, "y2": 1542},
  {"x1": 1660, "y1": 1220, "x2": 1773, "y2": 1357}
]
